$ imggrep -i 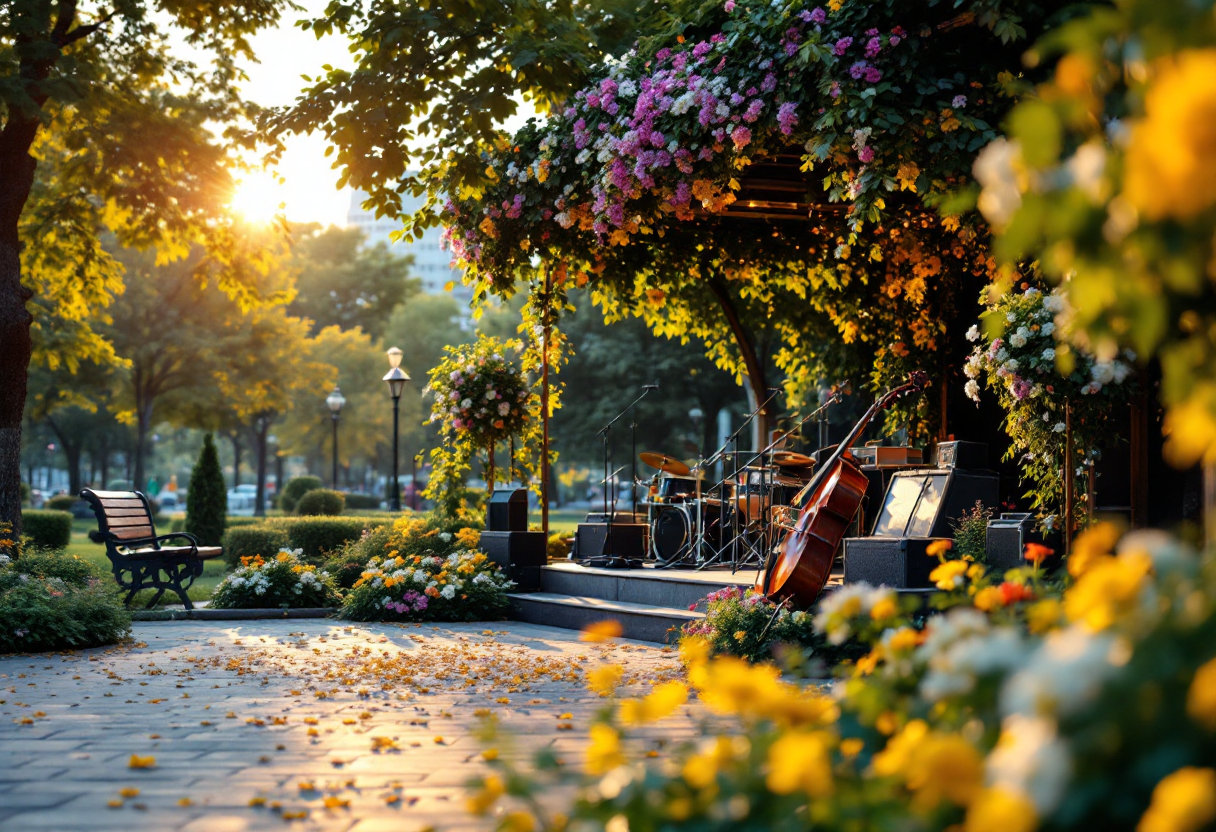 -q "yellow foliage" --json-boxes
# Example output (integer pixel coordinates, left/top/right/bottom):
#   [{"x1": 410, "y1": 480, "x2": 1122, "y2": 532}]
[{"x1": 1137, "y1": 768, "x2": 1216, "y2": 832}]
